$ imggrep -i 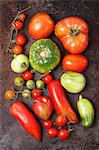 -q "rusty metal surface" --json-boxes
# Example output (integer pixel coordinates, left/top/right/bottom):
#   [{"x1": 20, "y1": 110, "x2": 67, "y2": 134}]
[{"x1": 0, "y1": 0, "x2": 99, "y2": 150}]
